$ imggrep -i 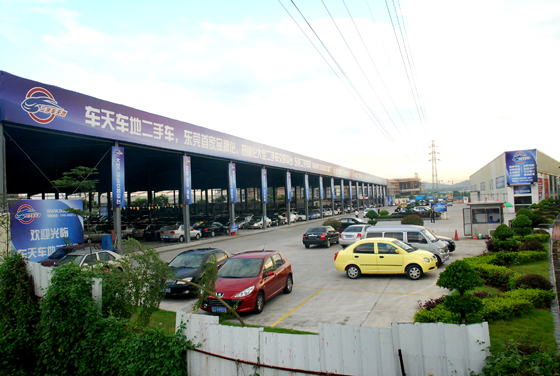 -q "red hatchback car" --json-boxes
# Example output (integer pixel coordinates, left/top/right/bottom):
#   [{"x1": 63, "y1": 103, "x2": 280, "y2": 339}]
[{"x1": 201, "y1": 251, "x2": 293, "y2": 314}]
